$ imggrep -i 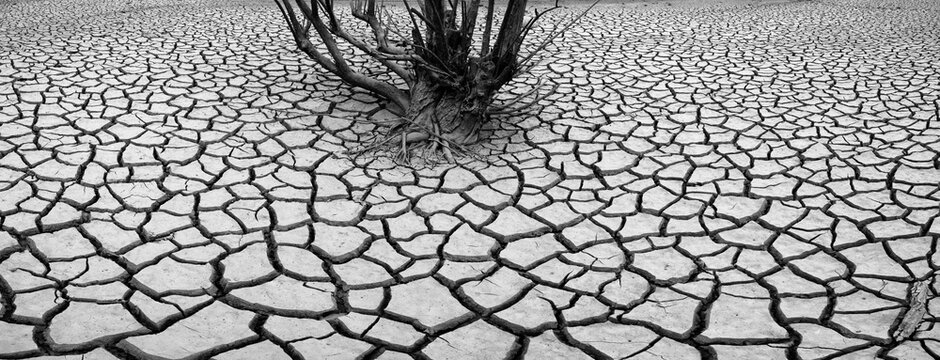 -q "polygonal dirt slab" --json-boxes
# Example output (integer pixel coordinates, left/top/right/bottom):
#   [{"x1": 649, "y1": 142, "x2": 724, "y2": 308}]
[{"x1": 1, "y1": 0, "x2": 939, "y2": 358}]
